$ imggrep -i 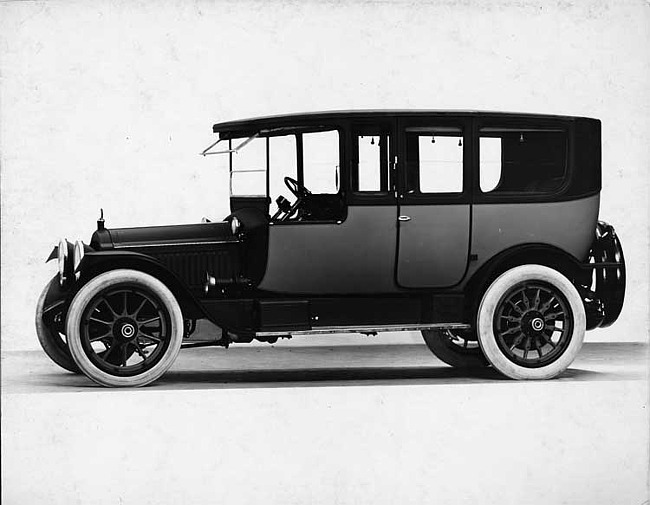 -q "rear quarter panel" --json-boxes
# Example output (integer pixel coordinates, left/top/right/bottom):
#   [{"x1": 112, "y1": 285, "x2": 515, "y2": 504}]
[{"x1": 464, "y1": 194, "x2": 600, "y2": 284}]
